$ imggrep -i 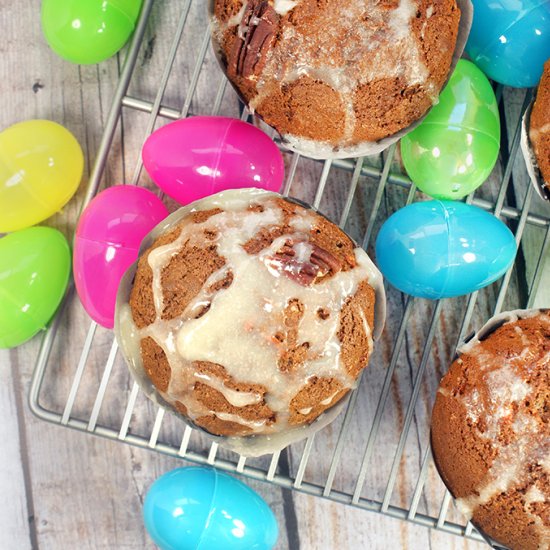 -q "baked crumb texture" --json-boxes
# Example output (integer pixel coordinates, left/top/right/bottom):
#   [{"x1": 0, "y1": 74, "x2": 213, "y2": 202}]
[
  {"x1": 530, "y1": 59, "x2": 550, "y2": 188},
  {"x1": 432, "y1": 312, "x2": 550, "y2": 550},
  {"x1": 213, "y1": 0, "x2": 460, "y2": 148},
  {"x1": 129, "y1": 195, "x2": 377, "y2": 437}
]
